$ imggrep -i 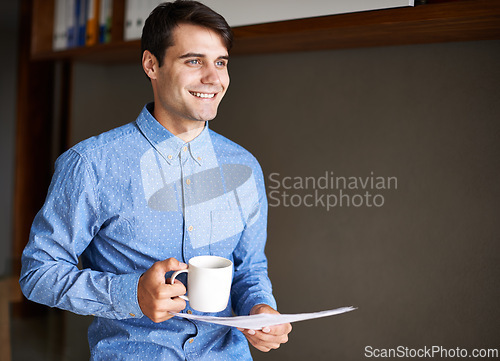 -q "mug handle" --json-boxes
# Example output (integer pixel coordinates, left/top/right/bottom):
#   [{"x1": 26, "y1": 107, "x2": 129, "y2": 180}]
[{"x1": 170, "y1": 269, "x2": 189, "y2": 301}]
